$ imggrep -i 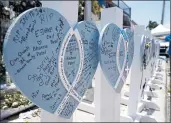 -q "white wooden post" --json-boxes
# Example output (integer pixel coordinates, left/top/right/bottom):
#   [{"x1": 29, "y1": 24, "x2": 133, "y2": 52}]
[
  {"x1": 94, "y1": 7, "x2": 123, "y2": 122},
  {"x1": 41, "y1": 1, "x2": 78, "y2": 122},
  {"x1": 41, "y1": 1, "x2": 78, "y2": 26},
  {"x1": 84, "y1": 1, "x2": 92, "y2": 21},
  {"x1": 127, "y1": 25, "x2": 145, "y2": 120}
]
